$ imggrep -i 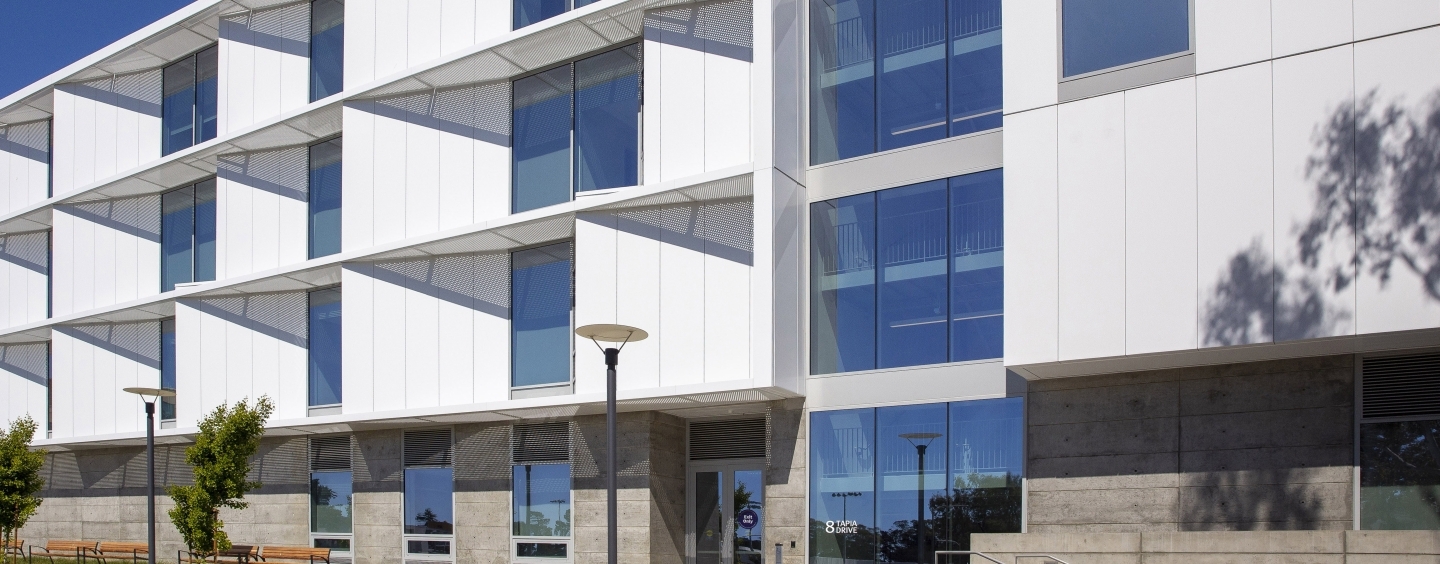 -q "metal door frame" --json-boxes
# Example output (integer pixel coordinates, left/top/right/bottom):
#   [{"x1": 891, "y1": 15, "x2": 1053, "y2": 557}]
[{"x1": 685, "y1": 459, "x2": 767, "y2": 564}]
